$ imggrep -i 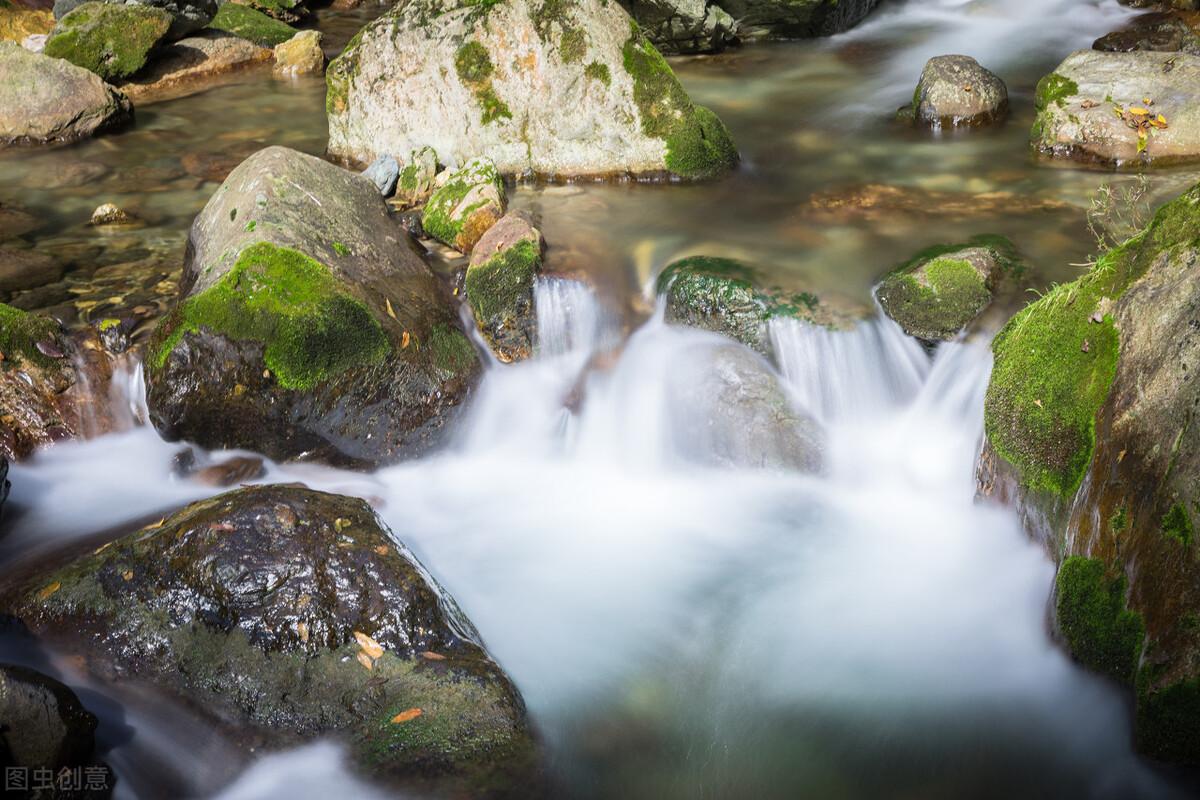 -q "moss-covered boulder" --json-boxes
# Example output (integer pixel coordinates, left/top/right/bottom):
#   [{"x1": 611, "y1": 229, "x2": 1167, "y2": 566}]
[
  {"x1": 0, "y1": 40, "x2": 131, "y2": 145},
  {"x1": 656, "y1": 255, "x2": 832, "y2": 357},
  {"x1": 325, "y1": 0, "x2": 738, "y2": 180},
  {"x1": 53, "y1": 0, "x2": 217, "y2": 40},
  {"x1": 234, "y1": 0, "x2": 307, "y2": 24},
  {"x1": 980, "y1": 180, "x2": 1200, "y2": 763},
  {"x1": 44, "y1": 1, "x2": 171, "y2": 80},
  {"x1": 145, "y1": 146, "x2": 481, "y2": 466},
  {"x1": 207, "y1": 1, "x2": 294, "y2": 47},
  {"x1": 876, "y1": 238, "x2": 1017, "y2": 342},
  {"x1": 396, "y1": 146, "x2": 438, "y2": 208},
  {"x1": 1030, "y1": 51, "x2": 1200, "y2": 166},
  {"x1": 117, "y1": 29, "x2": 272, "y2": 105},
  {"x1": 466, "y1": 212, "x2": 542, "y2": 363},
  {"x1": 902, "y1": 54, "x2": 1008, "y2": 129},
  {"x1": 0, "y1": 484, "x2": 539, "y2": 795},
  {"x1": 422, "y1": 157, "x2": 505, "y2": 254}
]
